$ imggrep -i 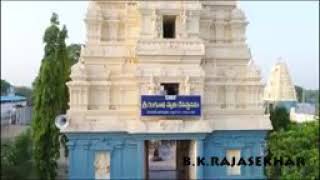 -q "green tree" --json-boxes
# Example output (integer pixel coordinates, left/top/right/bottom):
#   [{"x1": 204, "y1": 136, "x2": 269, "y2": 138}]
[
  {"x1": 270, "y1": 106, "x2": 290, "y2": 131},
  {"x1": 15, "y1": 86, "x2": 33, "y2": 105},
  {"x1": 67, "y1": 43, "x2": 81, "y2": 65},
  {"x1": 55, "y1": 25, "x2": 72, "y2": 158},
  {"x1": 295, "y1": 85, "x2": 303, "y2": 103},
  {"x1": 31, "y1": 12, "x2": 69, "y2": 179},
  {"x1": 266, "y1": 120, "x2": 319, "y2": 179},
  {"x1": 56, "y1": 25, "x2": 70, "y2": 112},
  {"x1": 1, "y1": 129, "x2": 37, "y2": 179},
  {"x1": 1, "y1": 79, "x2": 11, "y2": 95}
]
